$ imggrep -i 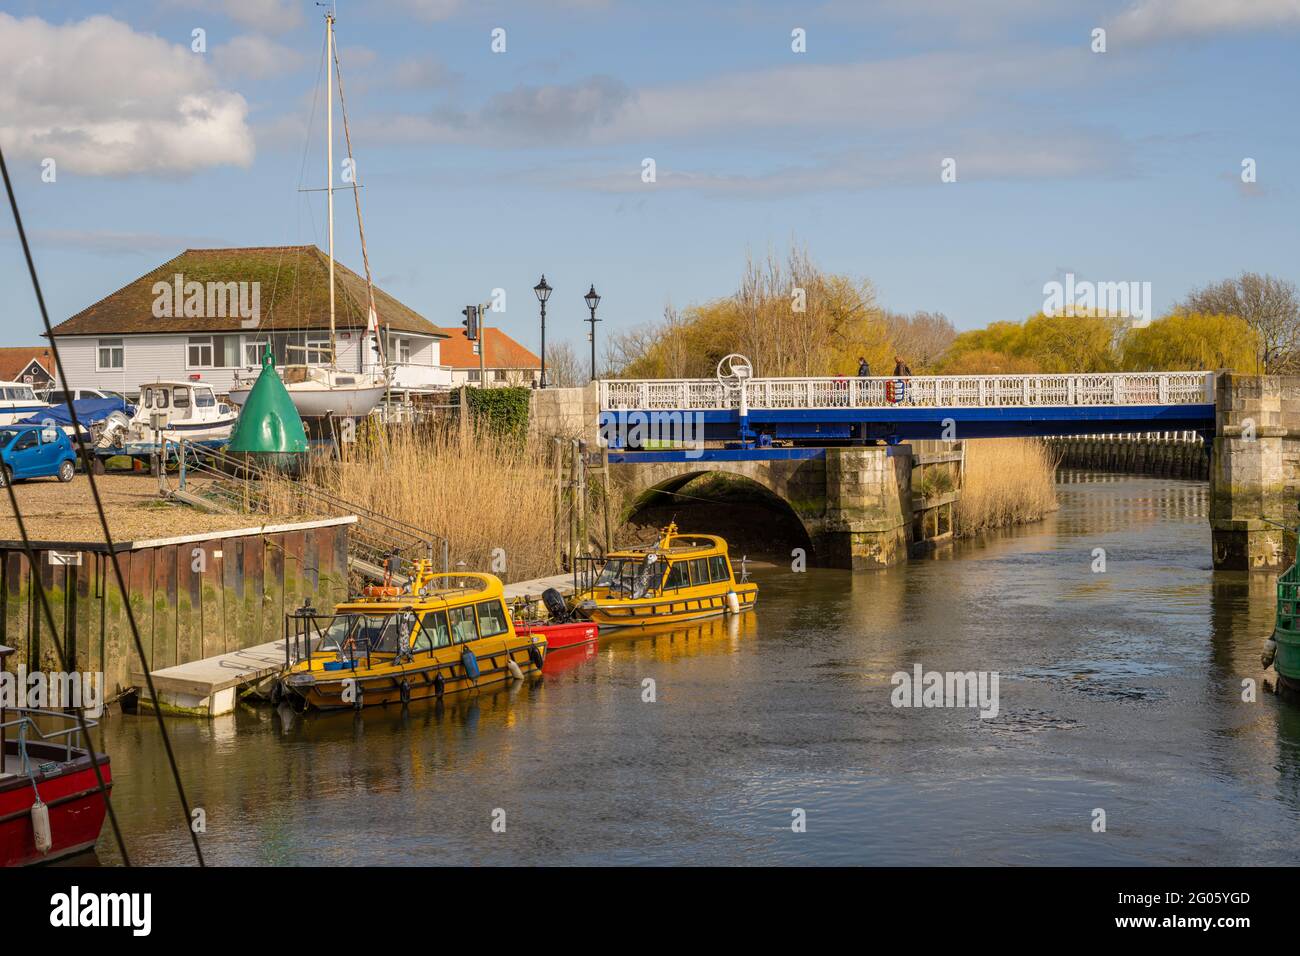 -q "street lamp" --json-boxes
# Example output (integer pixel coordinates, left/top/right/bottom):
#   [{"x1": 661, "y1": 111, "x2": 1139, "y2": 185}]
[
  {"x1": 533, "y1": 274, "x2": 552, "y2": 388},
  {"x1": 584, "y1": 284, "x2": 601, "y2": 381}
]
